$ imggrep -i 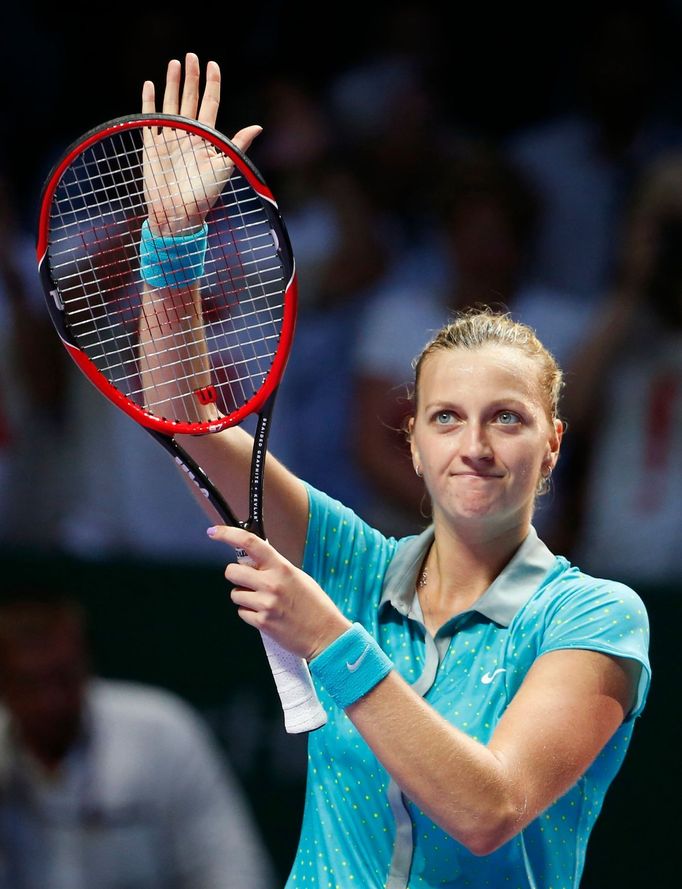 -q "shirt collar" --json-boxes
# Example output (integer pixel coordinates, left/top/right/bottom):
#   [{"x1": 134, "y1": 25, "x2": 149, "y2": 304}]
[{"x1": 379, "y1": 525, "x2": 557, "y2": 627}]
